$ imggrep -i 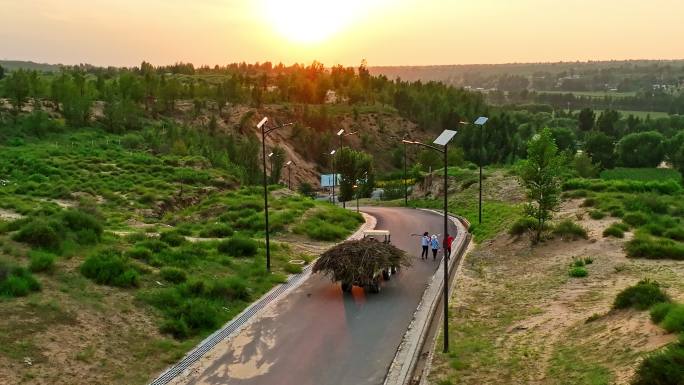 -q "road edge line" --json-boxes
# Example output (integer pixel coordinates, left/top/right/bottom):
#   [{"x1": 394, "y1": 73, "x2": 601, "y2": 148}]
[{"x1": 148, "y1": 212, "x2": 377, "y2": 385}]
